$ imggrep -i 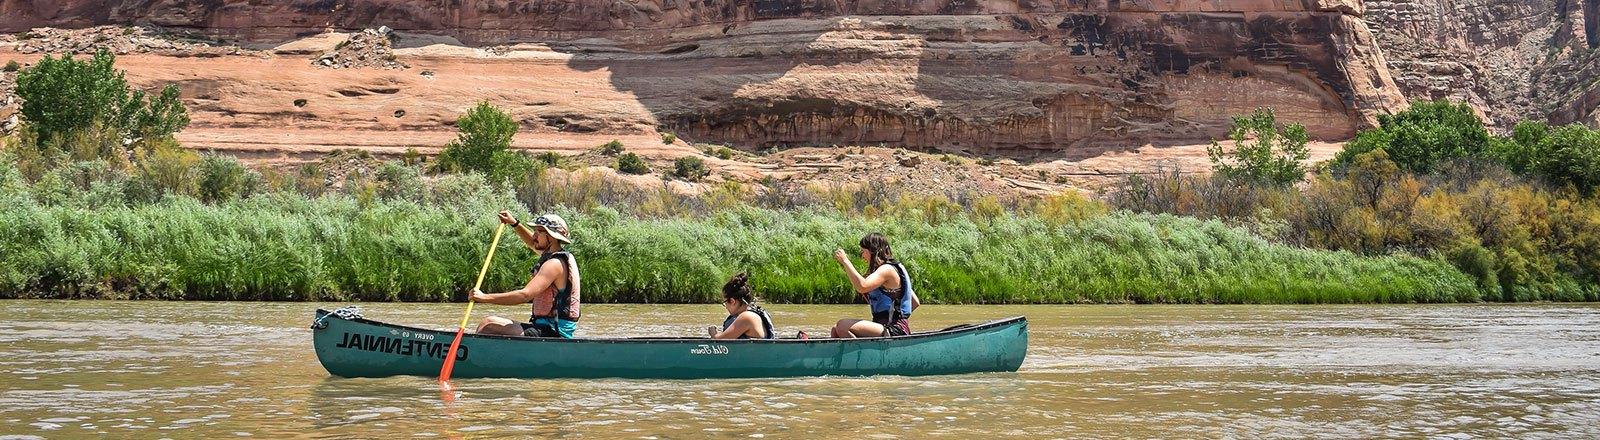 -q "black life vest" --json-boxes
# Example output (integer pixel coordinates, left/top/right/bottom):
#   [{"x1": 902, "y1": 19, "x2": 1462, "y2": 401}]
[{"x1": 721, "y1": 307, "x2": 775, "y2": 339}]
